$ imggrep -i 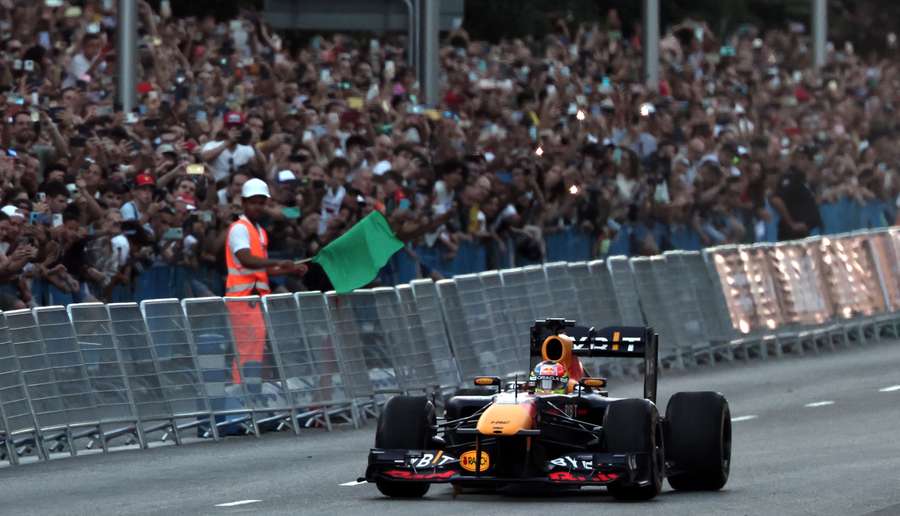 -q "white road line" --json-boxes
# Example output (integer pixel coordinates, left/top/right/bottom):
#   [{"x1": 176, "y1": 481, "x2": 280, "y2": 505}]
[
  {"x1": 804, "y1": 401, "x2": 835, "y2": 408},
  {"x1": 215, "y1": 500, "x2": 262, "y2": 508},
  {"x1": 731, "y1": 415, "x2": 758, "y2": 422},
  {"x1": 339, "y1": 480, "x2": 367, "y2": 487},
  {"x1": 879, "y1": 385, "x2": 900, "y2": 392}
]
